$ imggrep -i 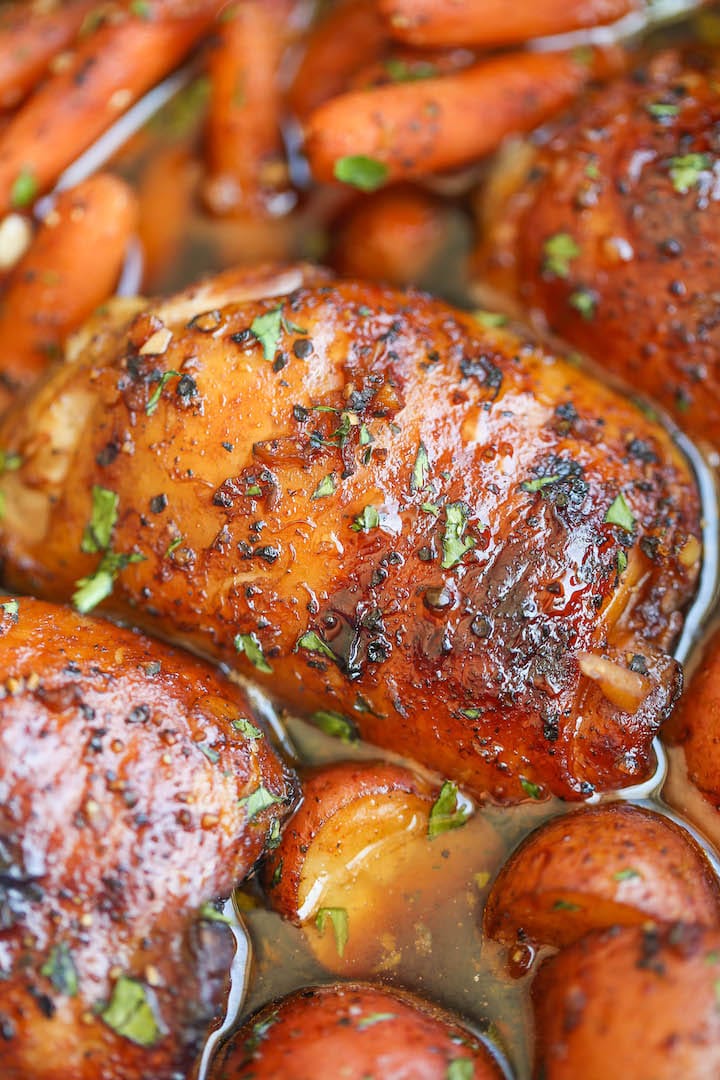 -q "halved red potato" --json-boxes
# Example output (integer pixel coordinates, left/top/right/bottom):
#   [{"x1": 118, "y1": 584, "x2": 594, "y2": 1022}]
[
  {"x1": 0, "y1": 596, "x2": 295, "y2": 1080},
  {"x1": 262, "y1": 760, "x2": 501, "y2": 974},
  {"x1": 208, "y1": 983, "x2": 505, "y2": 1079},
  {"x1": 666, "y1": 626, "x2": 720, "y2": 808},
  {"x1": 484, "y1": 802, "x2": 720, "y2": 951},
  {"x1": 533, "y1": 924, "x2": 720, "y2": 1079}
]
